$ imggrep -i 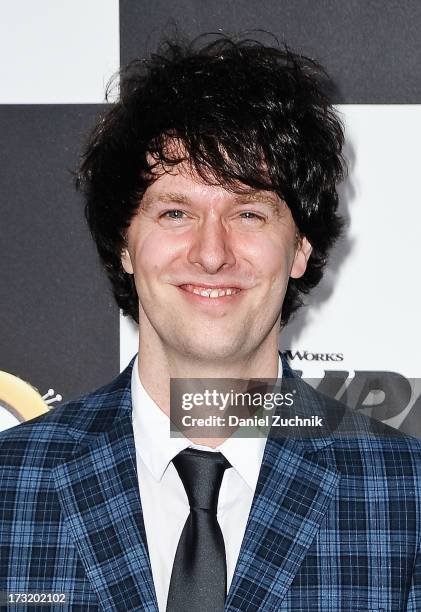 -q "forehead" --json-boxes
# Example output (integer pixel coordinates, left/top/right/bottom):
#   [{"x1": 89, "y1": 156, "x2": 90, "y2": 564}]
[{"x1": 141, "y1": 162, "x2": 285, "y2": 211}]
